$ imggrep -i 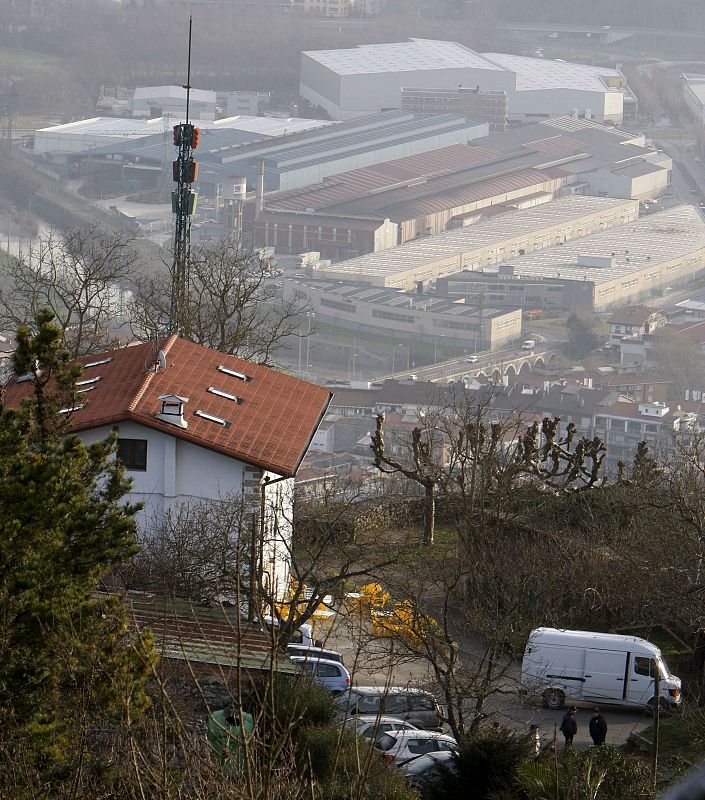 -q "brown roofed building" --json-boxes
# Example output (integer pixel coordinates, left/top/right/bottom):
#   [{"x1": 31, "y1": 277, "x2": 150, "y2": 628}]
[{"x1": 5, "y1": 336, "x2": 332, "y2": 600}]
